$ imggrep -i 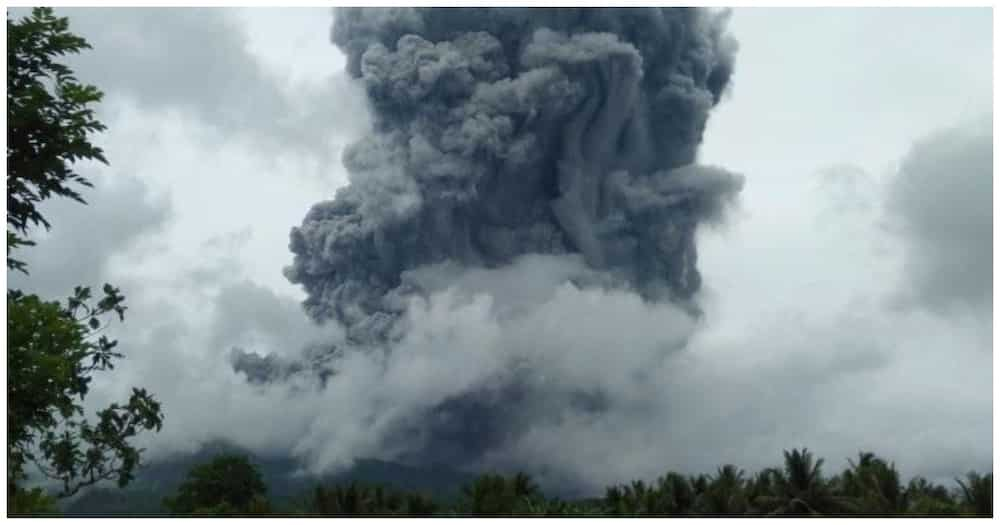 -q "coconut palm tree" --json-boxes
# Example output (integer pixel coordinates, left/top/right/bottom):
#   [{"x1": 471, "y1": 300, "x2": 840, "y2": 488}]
[
  {"x1": 838, "y1": 451, "x2": 904, "y2": 514},
  {"x1": 695, "y1": 464, "x2": 749, "y2": 515},
  {"x1": 511, "y1": 472, "x2": 540, "y2": 500},
  {"x1": 604, "y1": 479, "x2": 658, "y2": 515},
  {"x1": 523, "y1": 497, "x2": 596, "y2": 516},
  {"x1": 657, "y1": 472, "x2": 697, "y2": 515},
  {"x1": 745, "y1": 467, "x2": 781, "y2": 515},
  {"x1": 311, "y1": 483, "x2": 366, "y2": 514},
  {"x1": 904, "y1": 476, "x2": 958, "y2": 515},
  {"x1": 461, "y1": 474, "x2": 510, "y2": 514},
  {"x1": 689, "y1": 472, "x2": 710, "y2": 497},
  {"x1": 955, "y1": 471, "x2": 992, "y2": 517},
  {"x1": 755, "y1": 448, "x2": 853, "y2": 516},
  {"x1": 309, "y1": 482, "x2": 430, "y2": 515},
  {"x1": 459, "y1": 472, "x2": 540, "y2": 514}
]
